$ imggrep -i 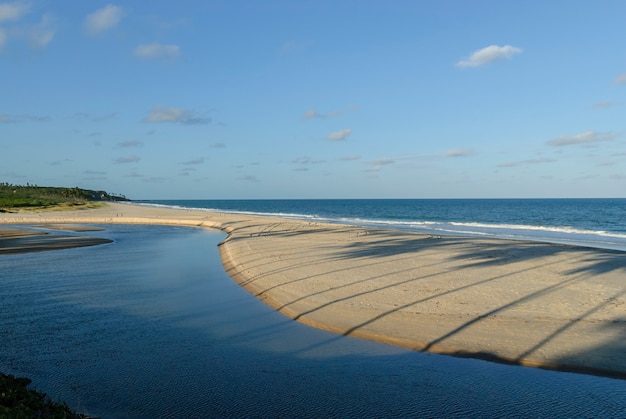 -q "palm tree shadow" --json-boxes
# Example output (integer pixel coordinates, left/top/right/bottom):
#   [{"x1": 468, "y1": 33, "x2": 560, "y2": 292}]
[{"x1": 295, "y1": 230, "x2": 626, "y2": 378}]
